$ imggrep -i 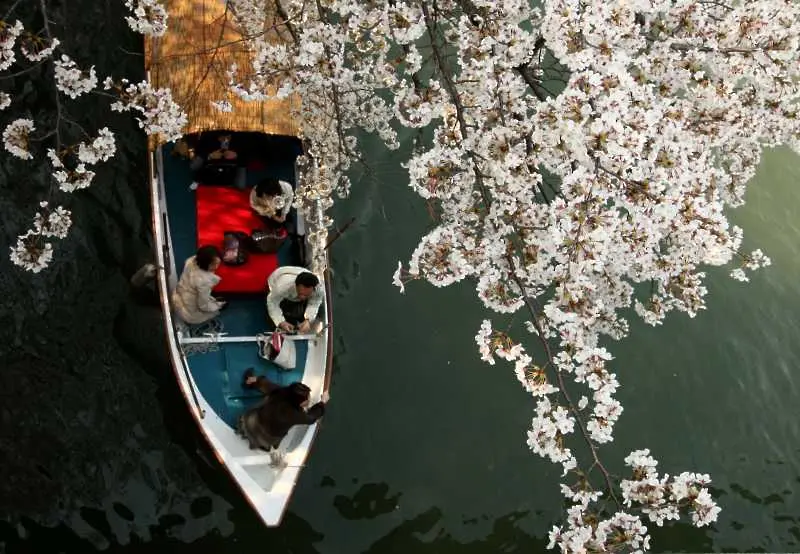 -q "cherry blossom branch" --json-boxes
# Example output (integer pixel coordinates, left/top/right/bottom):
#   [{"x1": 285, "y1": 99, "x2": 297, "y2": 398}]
[
  {"x1": 38, "y1": 0, "x2": 62, "y2": 151},
  {"x1": 0, "y1": 58, "x2": 46, "y2": 78},
  {"x1": 418, "y1": 0, "x2": 621, "y2": 504}
]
